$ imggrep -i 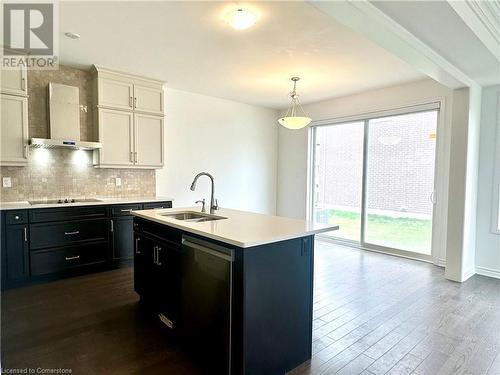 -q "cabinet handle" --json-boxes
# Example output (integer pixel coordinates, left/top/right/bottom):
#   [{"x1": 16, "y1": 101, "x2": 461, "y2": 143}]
[
  {"x1": 153, "y1": 246, "x2": 157, "y2": 265},
  {"x1": 129, "y1": 96, "x2": 133, "y2": 107},
  {"x1": 64, "y1": 230, "x2": 80, "y2": 235},
  {"x1": 23, "y1": 145, "x2": 29, "y2": 159},
  {"x1": 134, "y1": 151, "x2": 138, "y2": 163},
  {"x1": 130, "y1": 151, "x2": 134, "y2": 163},
  {"x1": 135, "y1": 237, "x2": 140, "y2": 254},
  {"x1": 134, "y1": 97, "x2": 137, "y2": 108},
  {"x1": 15, "y1": 215, "x2": 20, "y2": 220},
  {"x1": 156, "y1": 247, "x2": 162, "y2": 266},
  {"x1": 121, "y1": 209, "x2": 133, "y2": 212},
  {"x1": 24, "y1": 227, "x2": 27, "y2": 242},
  {"x1": 21, "y1": 77, "x2": 26, "y2": 90},
  {"x1": 65, "y1": 255, "x2": 80, "y2": 261},
  {"x1": 110, "y1": 219, "x2": 114, "y2": 232}
]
